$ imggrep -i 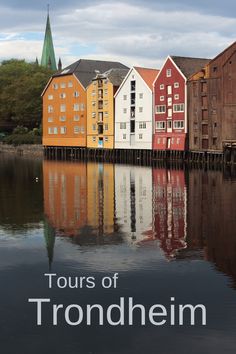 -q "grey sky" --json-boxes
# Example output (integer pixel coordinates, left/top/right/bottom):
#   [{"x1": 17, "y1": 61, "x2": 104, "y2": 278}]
[{"x1": 0, "y1": 0, "x2": 235, "y2": 68}]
